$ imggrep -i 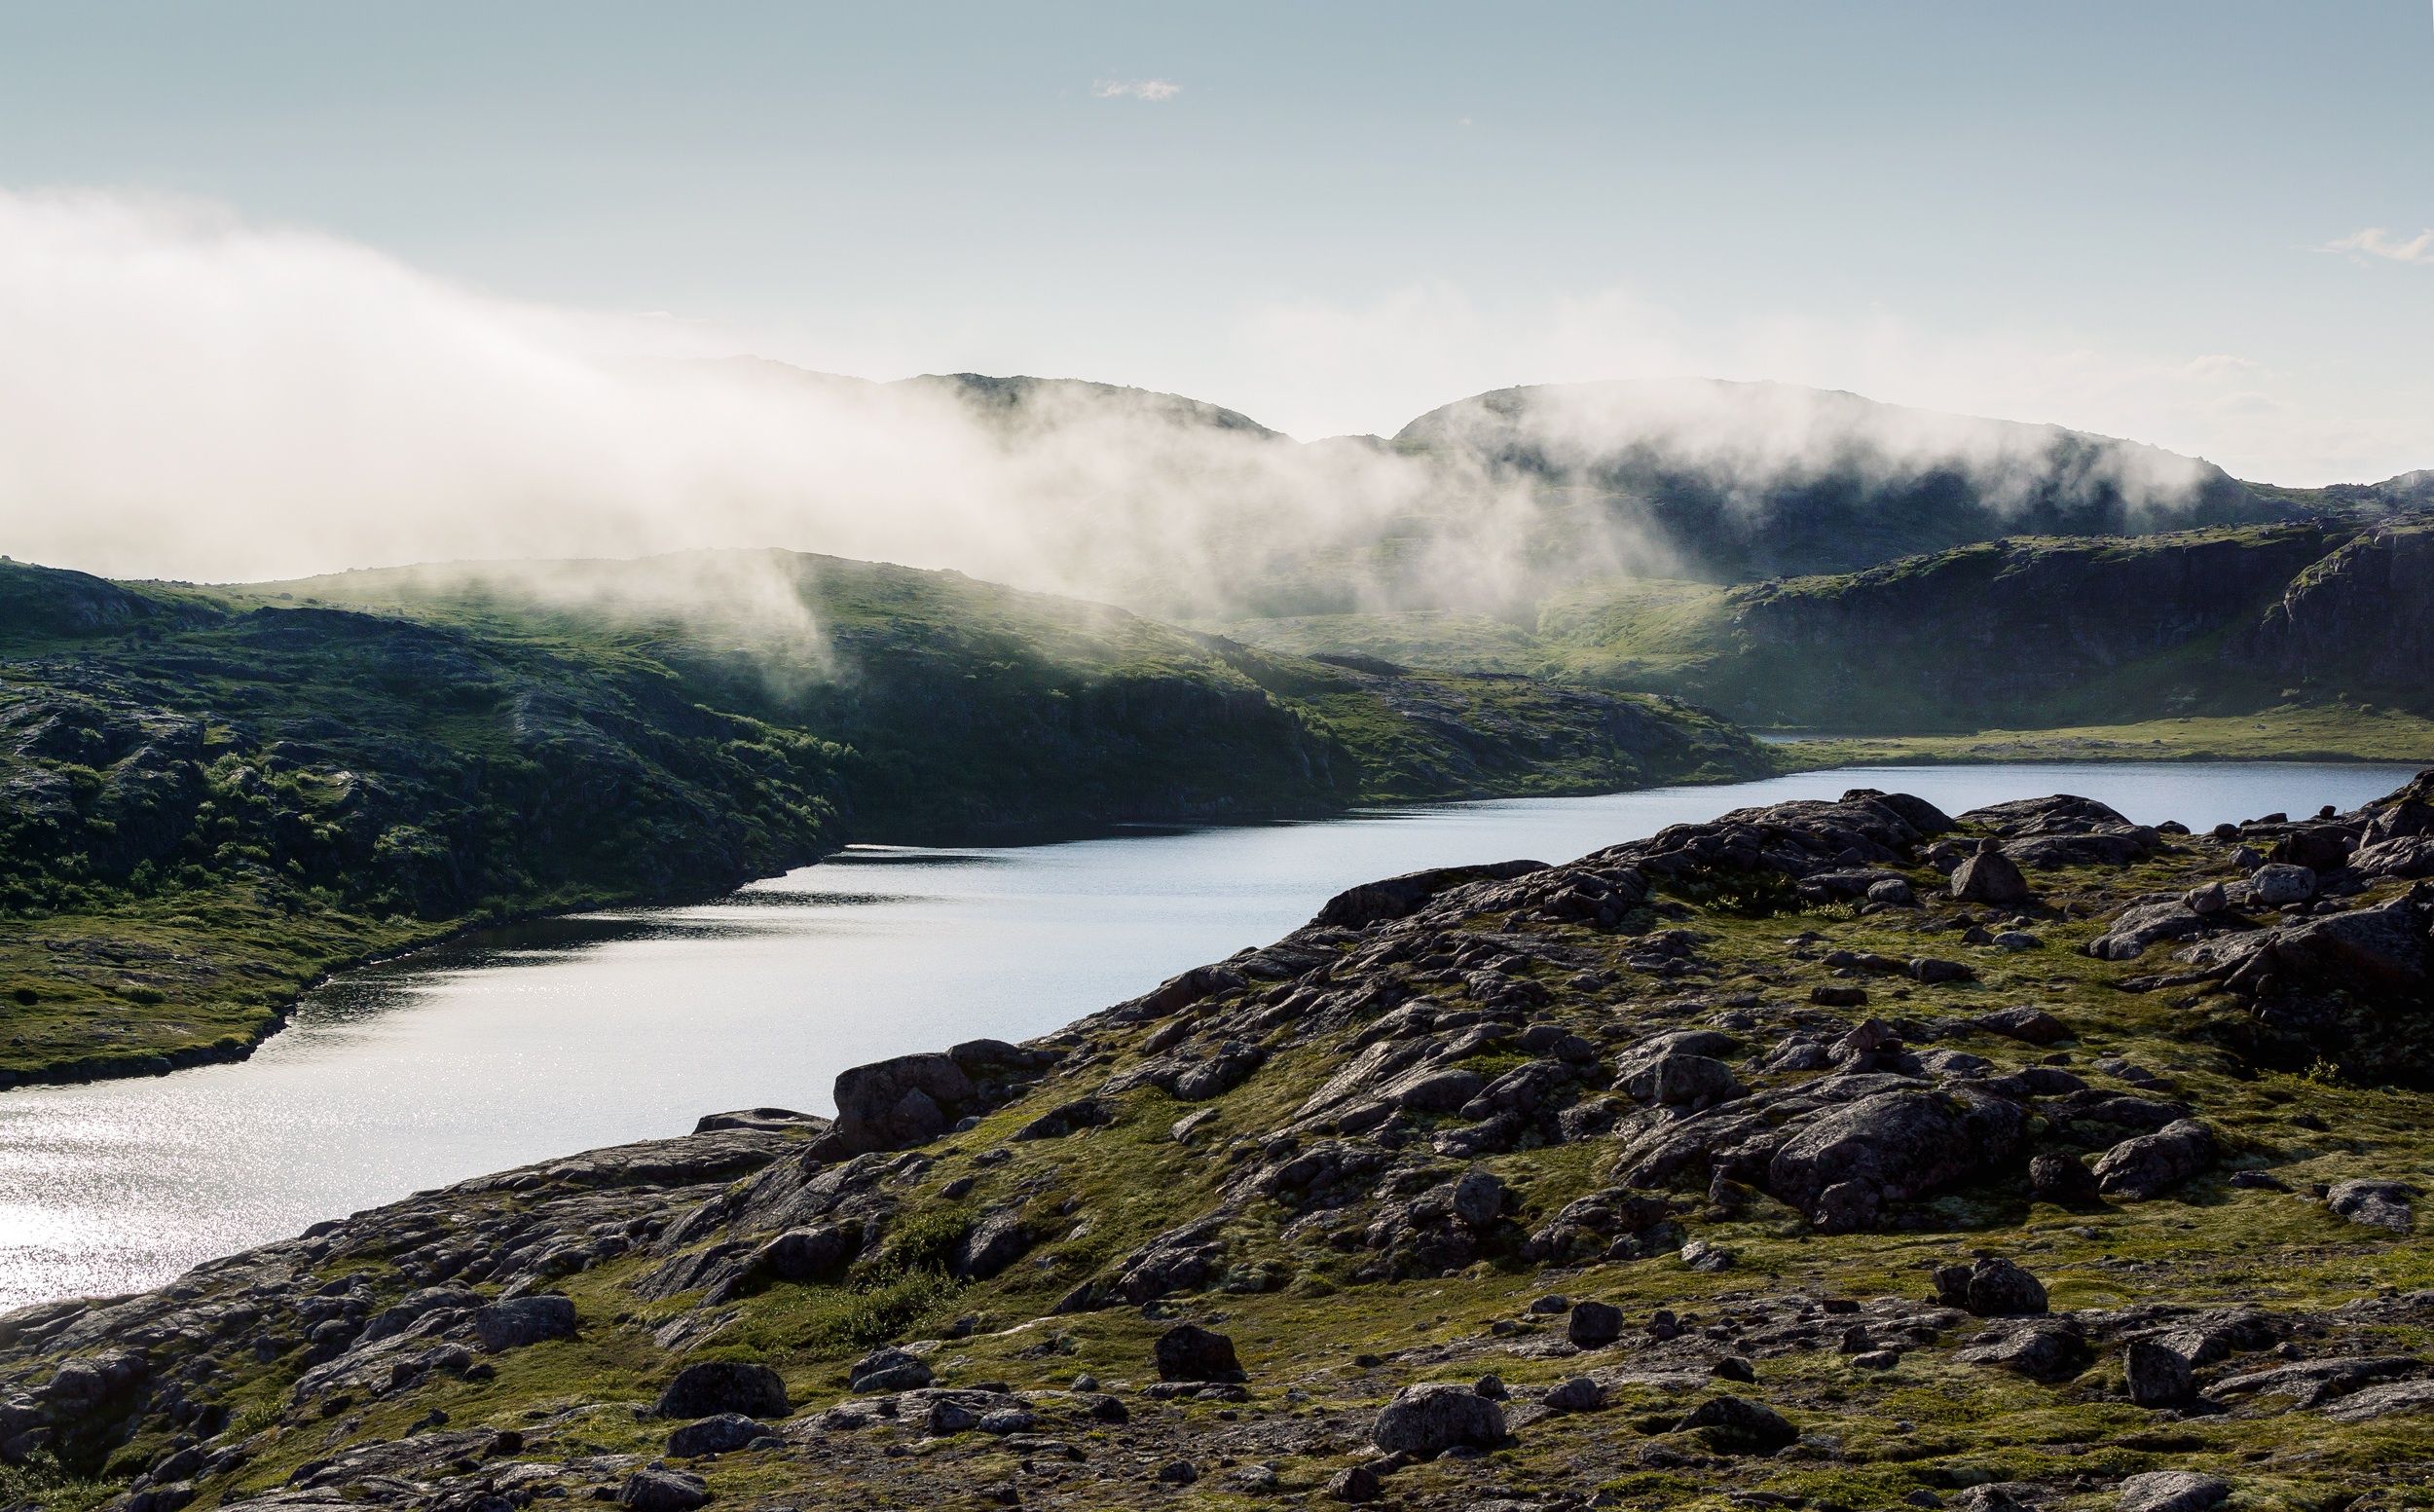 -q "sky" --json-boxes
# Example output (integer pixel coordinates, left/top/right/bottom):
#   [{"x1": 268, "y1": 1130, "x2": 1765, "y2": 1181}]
[{"x1": 0, "y1": 1, "x2": 2428, "y2": 502}]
